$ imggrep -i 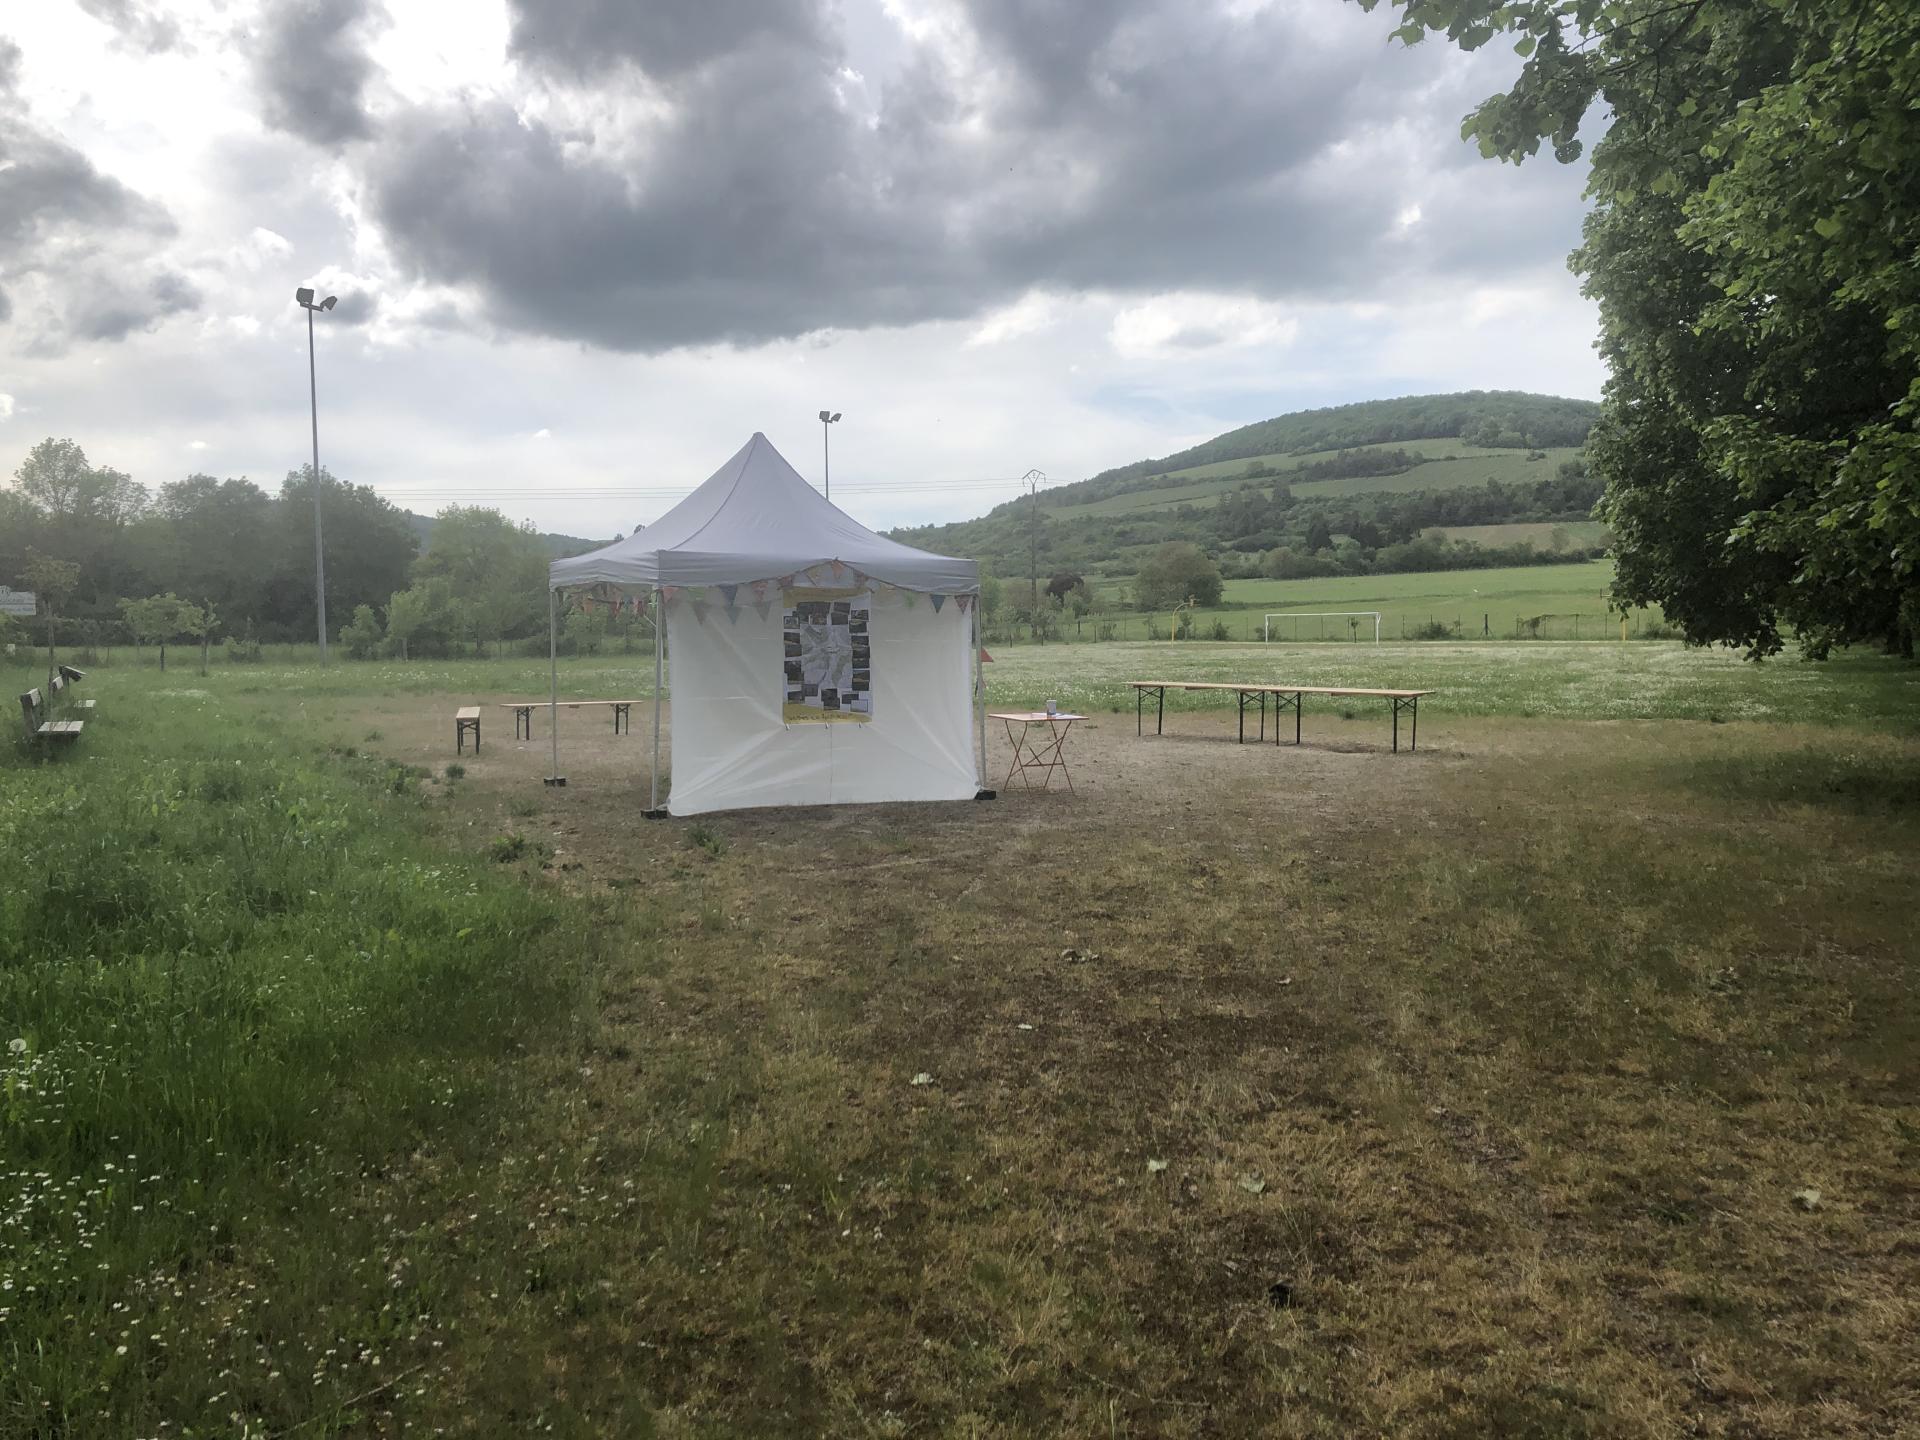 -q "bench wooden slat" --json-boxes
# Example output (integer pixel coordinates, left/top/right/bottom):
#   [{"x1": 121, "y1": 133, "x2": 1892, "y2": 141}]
[
  {"x1": 455, "y1": 706, "x2": 480, "y2": 720},
  {"x1": 1130, "y1": 681, "x2": 1433, "y2": 698},
  {"x1": 498, "y1": 701, "x2": 643, "y2": 710},
  {"x1": 1128, "y1": 679, "x2": 1432, "y2": 752}
]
